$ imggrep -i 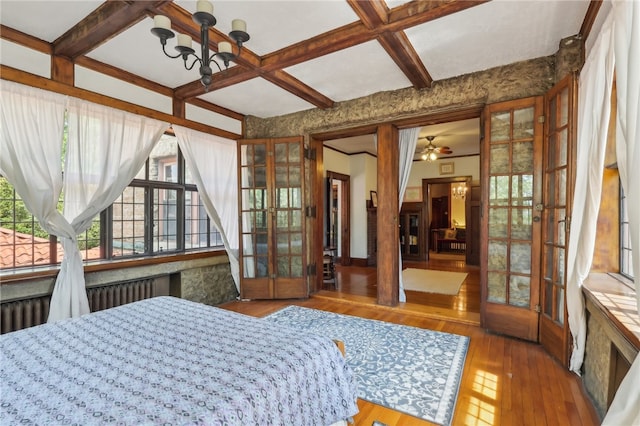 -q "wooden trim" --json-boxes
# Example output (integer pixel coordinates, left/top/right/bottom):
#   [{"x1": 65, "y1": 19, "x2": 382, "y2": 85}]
[
  {"x1": 1, "y1": 65, "x2": 241, "y2": 140},
  {"x1": 0, "y1": 250, "x2": 228, "y2": 285},
  {"x1": 0, "y1": 24, "x2": 51, "y2": 54},
  {"x1": 311, "y1": 136, "x2": 326, "y2": 293},
  {"x1": 75, "y1": 56, "x2": 175, "y2": 98},
  {"x1": 579, "y1": 1, "x2": 604, "y2": 42}
]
